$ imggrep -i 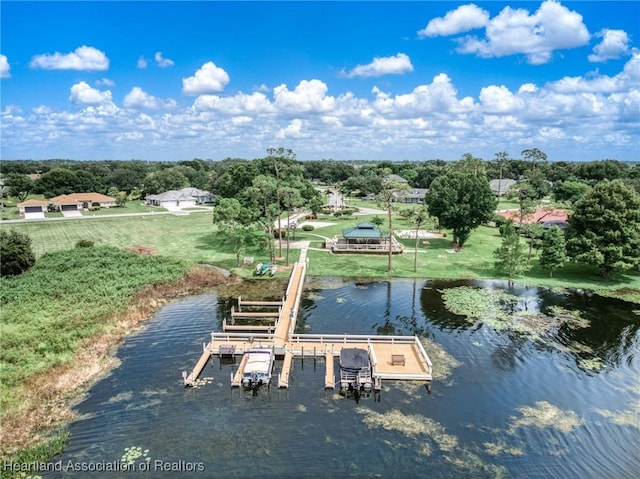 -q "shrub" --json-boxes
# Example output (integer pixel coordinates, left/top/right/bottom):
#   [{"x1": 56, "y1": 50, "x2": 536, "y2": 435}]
[
  {"x1": 75, "y1": 239, "x2": 95, "y2": 248},
  {"x1": 0, "y1": 229, "x2": 36, "y2": 277},
  {"x1": 302, "y1": 224, "x2": 314, "y2": 232}
]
